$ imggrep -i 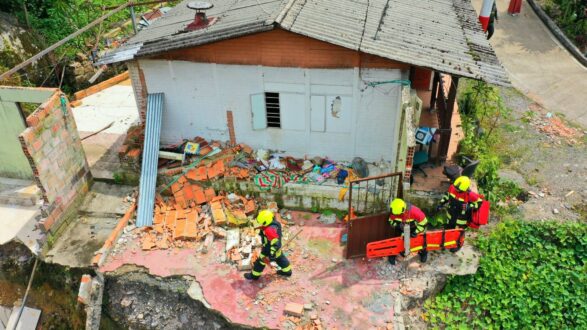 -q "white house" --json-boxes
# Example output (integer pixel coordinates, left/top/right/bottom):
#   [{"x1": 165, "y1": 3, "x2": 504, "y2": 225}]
[{"x1": 100, "y1": 0, "x2": 508, "y2": 169}]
